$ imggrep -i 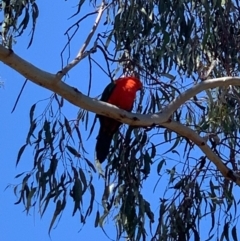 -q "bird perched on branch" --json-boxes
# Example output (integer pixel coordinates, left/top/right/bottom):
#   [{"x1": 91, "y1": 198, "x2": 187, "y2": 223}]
[{"x1": 95, "y1": 76, "x2": 142, "y2": 163}]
